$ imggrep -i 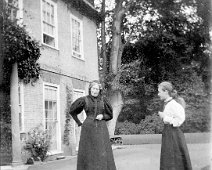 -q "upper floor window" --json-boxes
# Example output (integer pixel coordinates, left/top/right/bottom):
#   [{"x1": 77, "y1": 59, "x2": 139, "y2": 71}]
[
  {"x1": 41, "y1": 0, "x2": 58, "y2": 48},
  {"x1": 70, "y1": 15, "x2": 84, "y2": 60},
  {"x1": 6, "y1": 0, "x2": 23, "y2": 23}
]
